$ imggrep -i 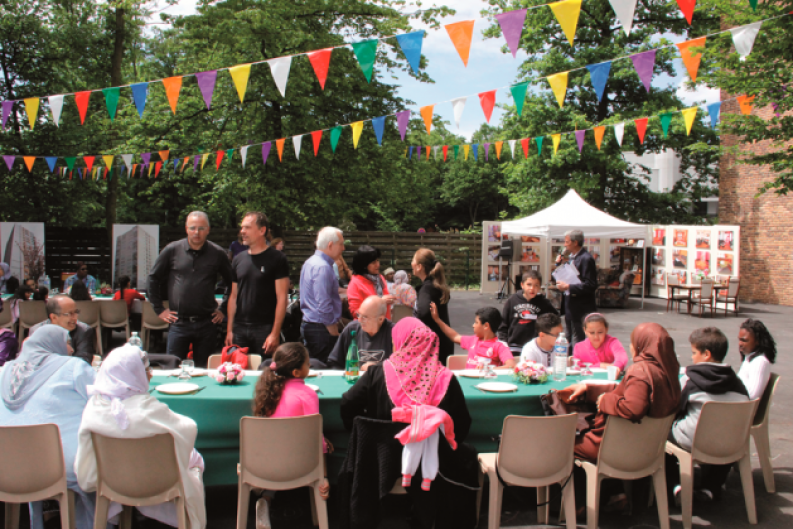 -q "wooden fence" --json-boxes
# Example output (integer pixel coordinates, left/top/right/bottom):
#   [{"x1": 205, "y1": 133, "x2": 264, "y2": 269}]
[{"x1": 45, "y1": 227, "x2": 112, "y2": 286}]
